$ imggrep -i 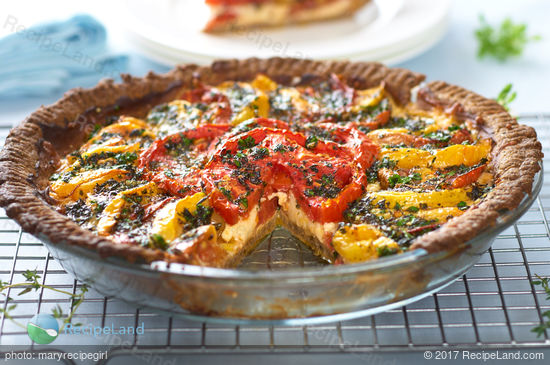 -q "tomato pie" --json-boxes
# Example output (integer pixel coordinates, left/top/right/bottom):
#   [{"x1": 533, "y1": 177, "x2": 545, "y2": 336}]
[
  {"x1": 0, "y1": 58, "x2": 542, "y2": 268},
  {"x1": 203, "y1": 0, "x2": 370, "y2": 32}
]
